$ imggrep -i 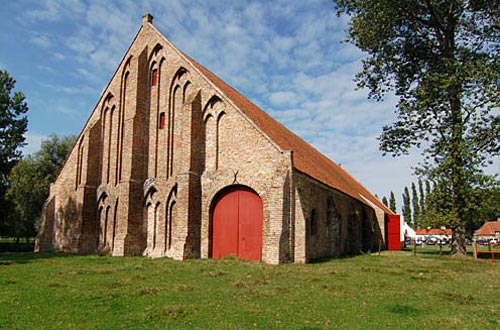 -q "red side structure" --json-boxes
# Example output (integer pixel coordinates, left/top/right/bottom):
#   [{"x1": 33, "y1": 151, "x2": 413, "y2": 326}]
[{"x1": 386, "y1": 214, "x2": 401, "y2": 251}]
